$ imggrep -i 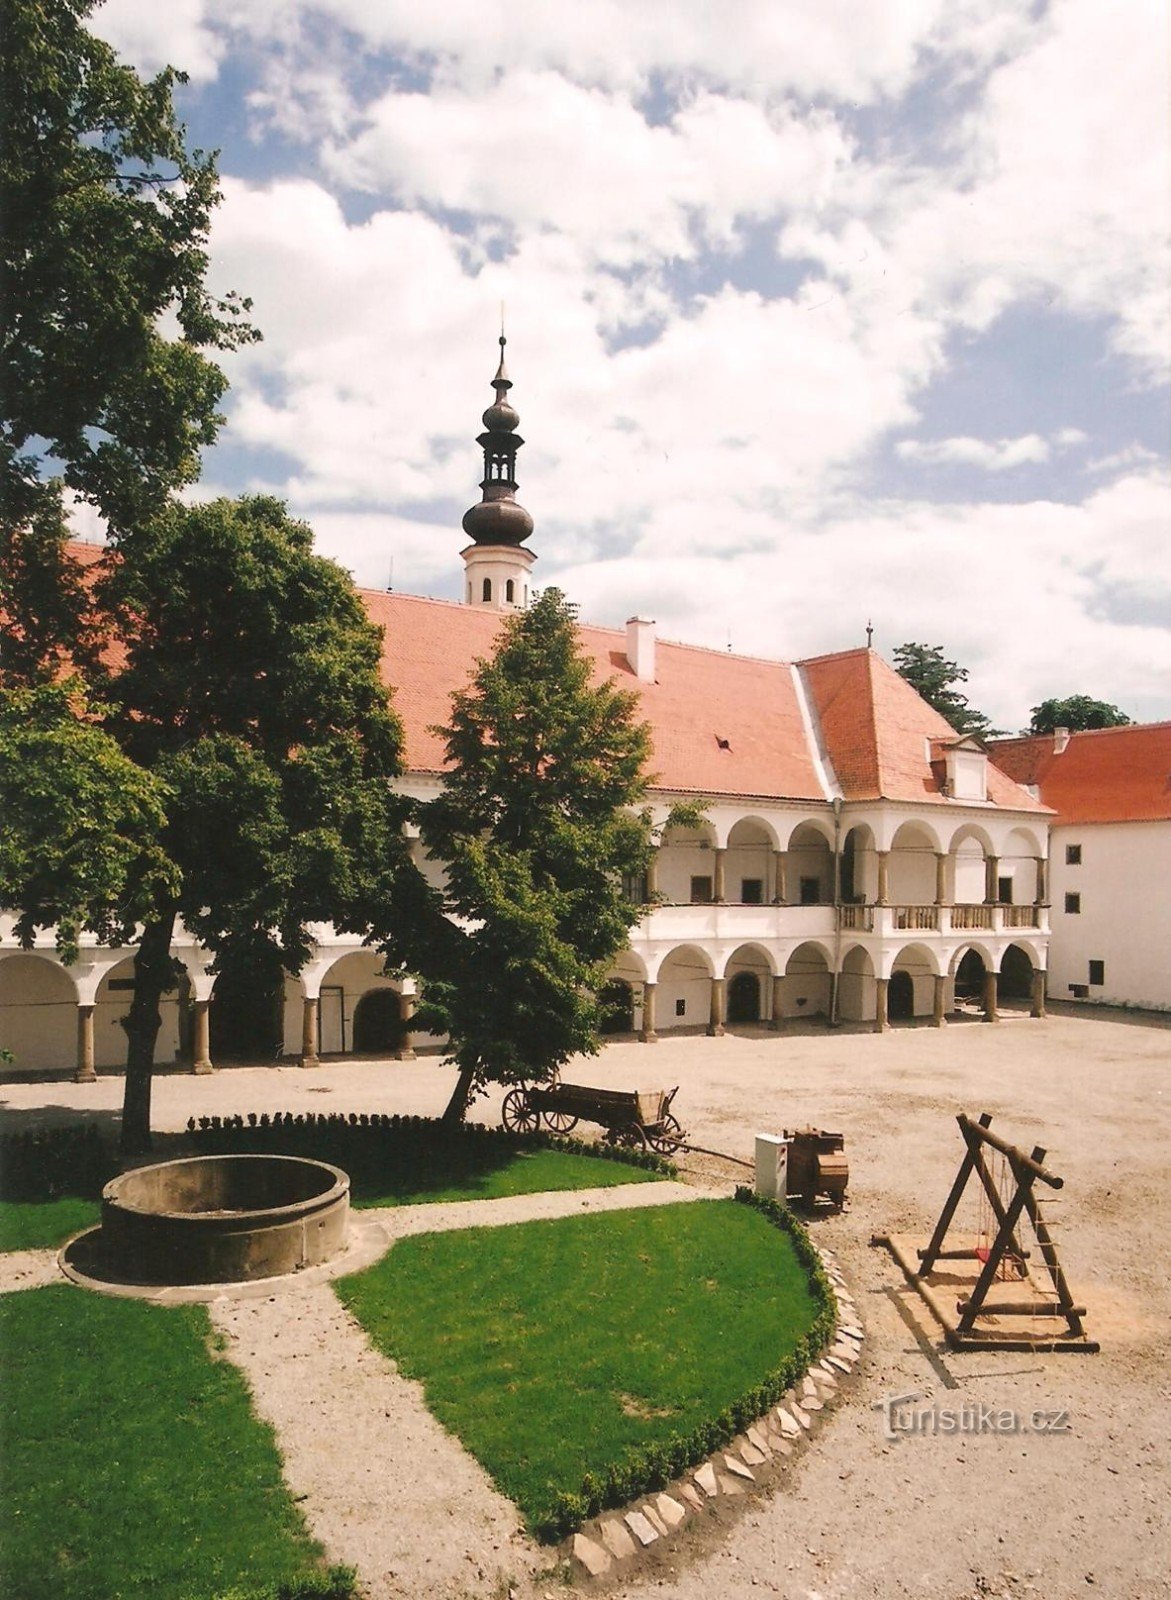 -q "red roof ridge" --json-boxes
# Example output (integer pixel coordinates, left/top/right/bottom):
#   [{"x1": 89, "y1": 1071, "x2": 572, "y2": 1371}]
[
  {"x1": 990, "y1": 721, "x2": 1171, "y2": 747},
  {"x1": 796, "y1": 645, "x2": 875, "y2": 668}
]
